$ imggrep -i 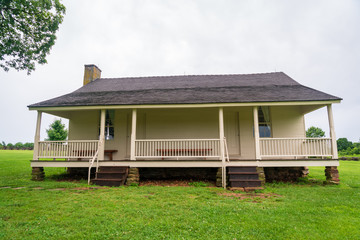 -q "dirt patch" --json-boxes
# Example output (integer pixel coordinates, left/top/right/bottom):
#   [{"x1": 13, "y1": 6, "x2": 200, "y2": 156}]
[
  {"x1": 71, "y1": 187, "x2": 108, "y2": 190},
  {"x1": 47, "y1": 188, "x2": 67, "y2": 191},
  {"x1": 140, "y1": 179, "x2": 216, "y2": 187},
  {"x1": 218, "y1": 192, "x2": 282, "y2": 201}
]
